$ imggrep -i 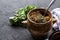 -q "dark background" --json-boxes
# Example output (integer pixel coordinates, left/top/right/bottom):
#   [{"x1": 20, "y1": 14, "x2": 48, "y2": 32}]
[{"x1": 0, "y1": 0, "x2": 60, "y2": 40}]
